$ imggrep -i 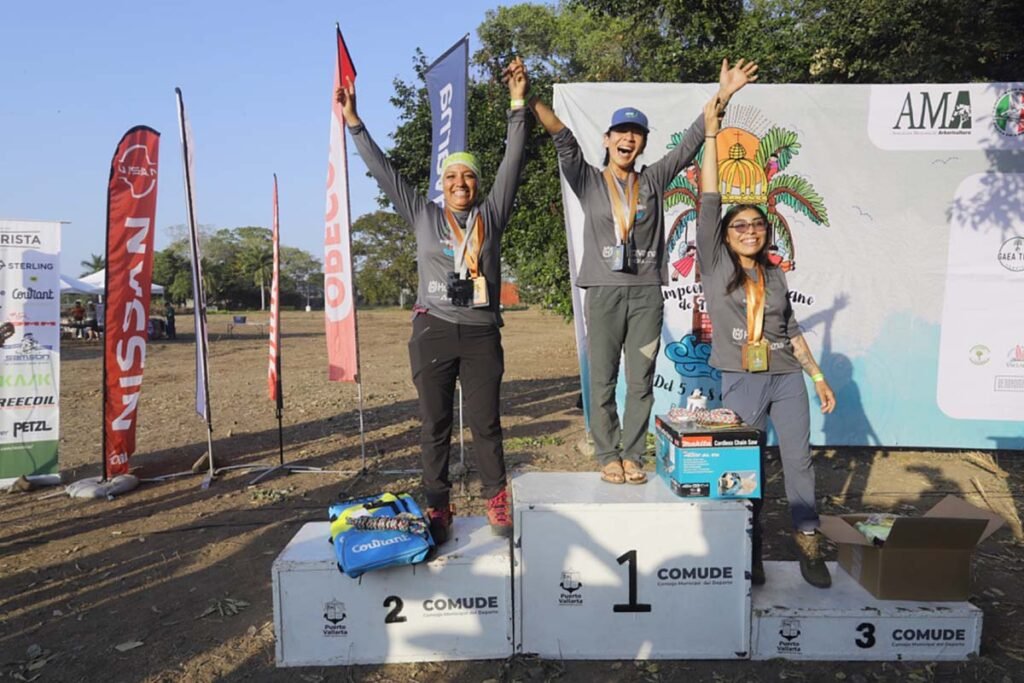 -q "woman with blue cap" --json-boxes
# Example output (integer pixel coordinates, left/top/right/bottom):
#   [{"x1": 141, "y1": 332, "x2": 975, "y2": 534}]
[
  {"x1": 336, "y1": 58, "x2": 530, "y2": 543},
  {"x1": 525, "y1": 59, "x2": 758, "y2": 485}
]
